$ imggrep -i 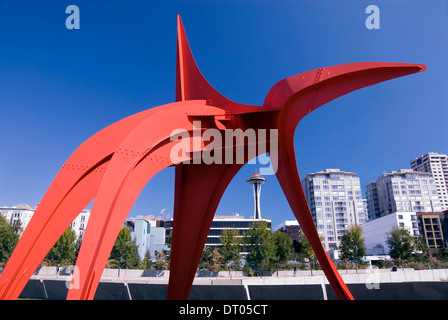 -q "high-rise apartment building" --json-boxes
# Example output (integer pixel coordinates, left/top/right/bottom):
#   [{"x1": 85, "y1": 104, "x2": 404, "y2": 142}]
[
  {"x1": 302, "y1": 169, "x2": 368, "y2": 251},
  {"x1": 366, "y1": 169, "x2": 442, "y2": 220},
  {"x1": 410, "y1": 152, "x2": 448, "y2": 210}
]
